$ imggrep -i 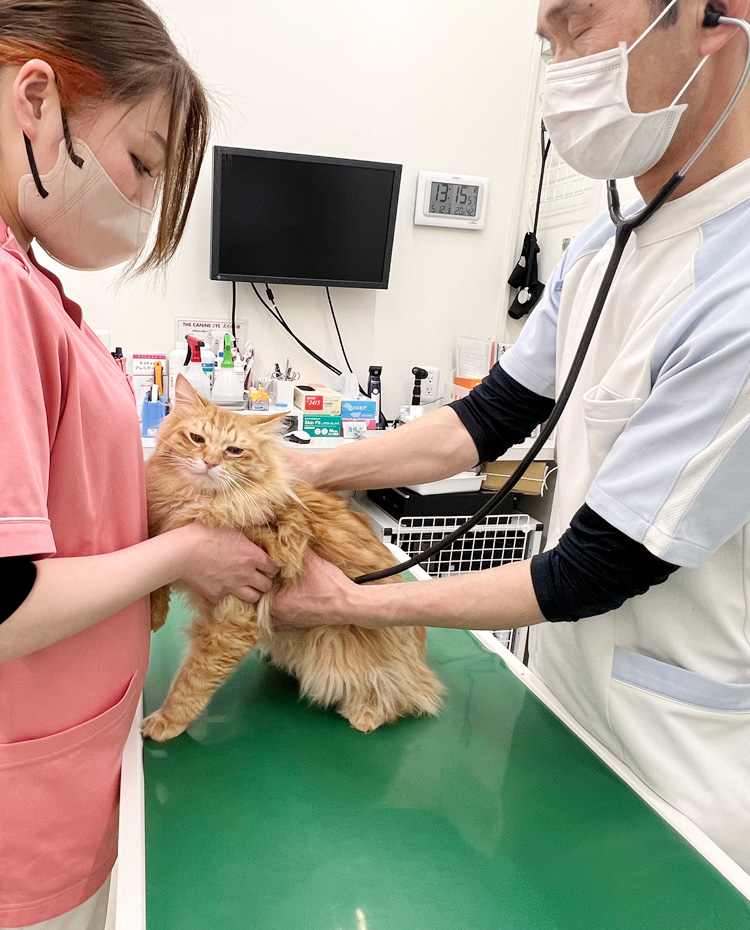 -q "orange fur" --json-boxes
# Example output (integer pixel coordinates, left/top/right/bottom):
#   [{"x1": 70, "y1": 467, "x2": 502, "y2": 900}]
[{"x1": 141, "y1": 375, "x2": 444, "y2": 741}]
